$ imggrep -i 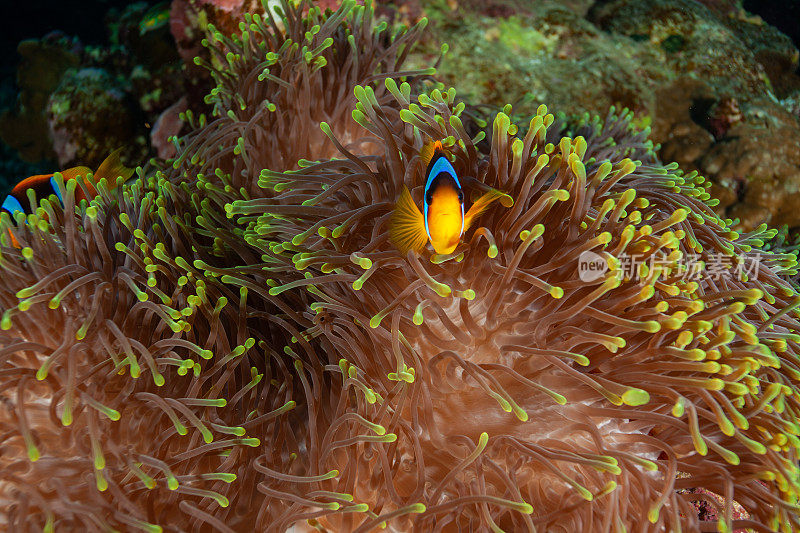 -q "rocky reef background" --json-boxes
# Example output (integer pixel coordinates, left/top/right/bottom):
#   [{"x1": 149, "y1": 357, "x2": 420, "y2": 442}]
[{"x1": 1, "y1": 0, "x2": 800, "y2": 237}]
